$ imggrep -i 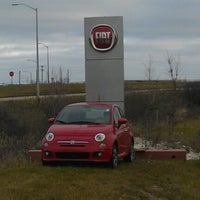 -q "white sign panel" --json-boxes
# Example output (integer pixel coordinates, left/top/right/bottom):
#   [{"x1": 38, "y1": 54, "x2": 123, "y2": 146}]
[{"x1": 84, "y1": 16, "x2": 124, "y2": 110}]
